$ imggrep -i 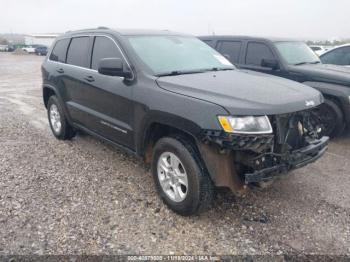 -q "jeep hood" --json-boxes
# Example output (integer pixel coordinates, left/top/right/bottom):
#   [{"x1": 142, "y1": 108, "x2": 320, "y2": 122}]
[
  {"x1": 289, "y1": 64, "x2": 350, "y2": 87},
  {"x1": 156, "y1": 70, "x2": 322, "y2": 115}
]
